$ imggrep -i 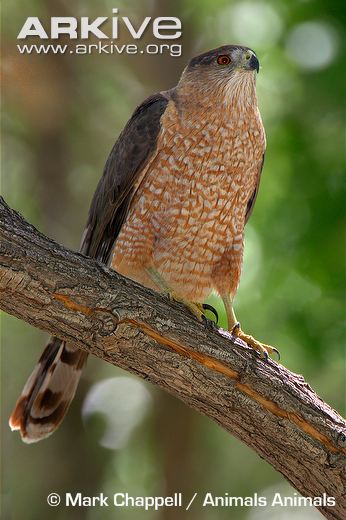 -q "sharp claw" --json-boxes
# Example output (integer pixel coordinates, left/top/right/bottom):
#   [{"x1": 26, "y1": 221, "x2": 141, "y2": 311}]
[
  {"x1": 231, "y1": 322, "x2": 241, "y2": 334},
  {"x1": 253, "y1": 347, "x2": 268, "y2": 360},
  {"x1": 271, "y1": 347, "x2": 281, "y2": 361},
  {"x1": 202, "y1": 303, "x2": 219, "y2": 324},
  {"x1": 231, "y1": 324, "x2": 280, "y2": 362},
  {"x1": 201, "y1": 314, "x2": 219, "y2": 331}
]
